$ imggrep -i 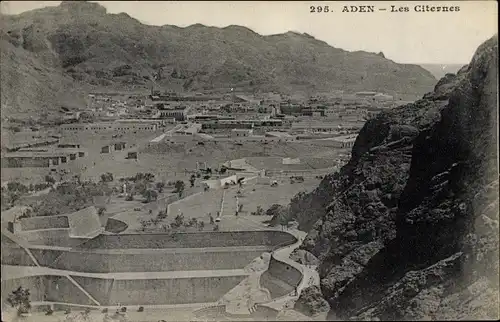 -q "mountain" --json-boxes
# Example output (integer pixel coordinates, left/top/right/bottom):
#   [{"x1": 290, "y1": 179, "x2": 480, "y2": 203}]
[
  {"x1": 289, "y1": 35, "x2": 498, "y2": 320},
  {"x1": 420, "y1": 63, "x2": 466, "y2": 79},
  {"x1": 1, "y1": 1, "x2": 437, "y2": 118}
]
